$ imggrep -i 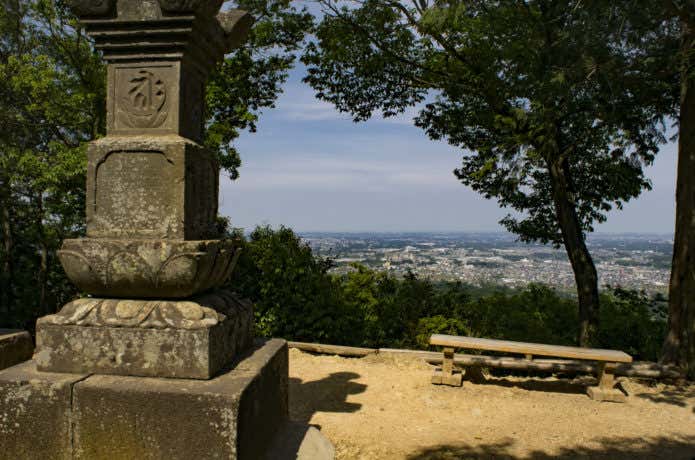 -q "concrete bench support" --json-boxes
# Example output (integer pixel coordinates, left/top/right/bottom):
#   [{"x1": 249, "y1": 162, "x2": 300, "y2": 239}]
[
  {"x1": 587, "y1": 362, "x2": 626, "y2": 403},
  {"x1": 430, "y1": 347, "x2": 462, "y2": 386}
]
